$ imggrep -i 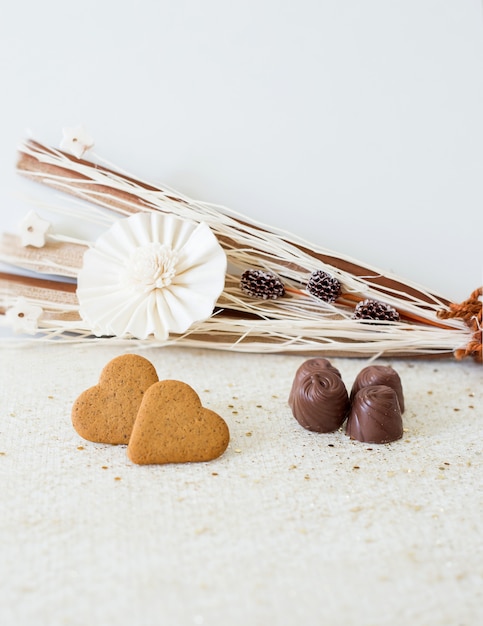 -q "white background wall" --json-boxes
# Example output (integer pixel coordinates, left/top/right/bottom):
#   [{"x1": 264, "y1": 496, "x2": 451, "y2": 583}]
[{"x1": 0, "y1": 0, "x2": 481, "y2": 301}]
